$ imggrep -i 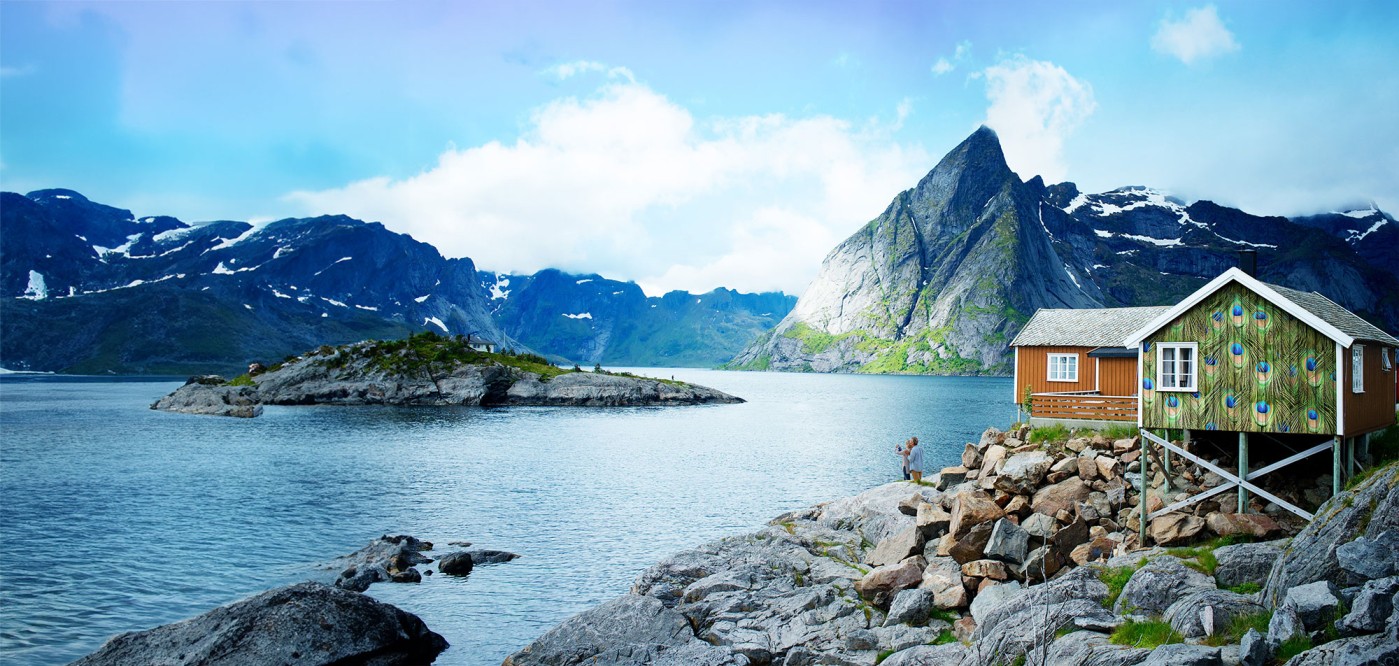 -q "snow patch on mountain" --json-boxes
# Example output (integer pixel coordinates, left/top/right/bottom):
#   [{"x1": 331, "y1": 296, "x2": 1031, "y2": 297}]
[
  {"x1": 22, "y1": 271, "x2": 47, "y2": 300},
  {"x1": 562, "y1": 312, "x2": 593, "y2": 320},
  {"x1": 424, "y1": 316, "x2": 448, "y2": 332}
]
